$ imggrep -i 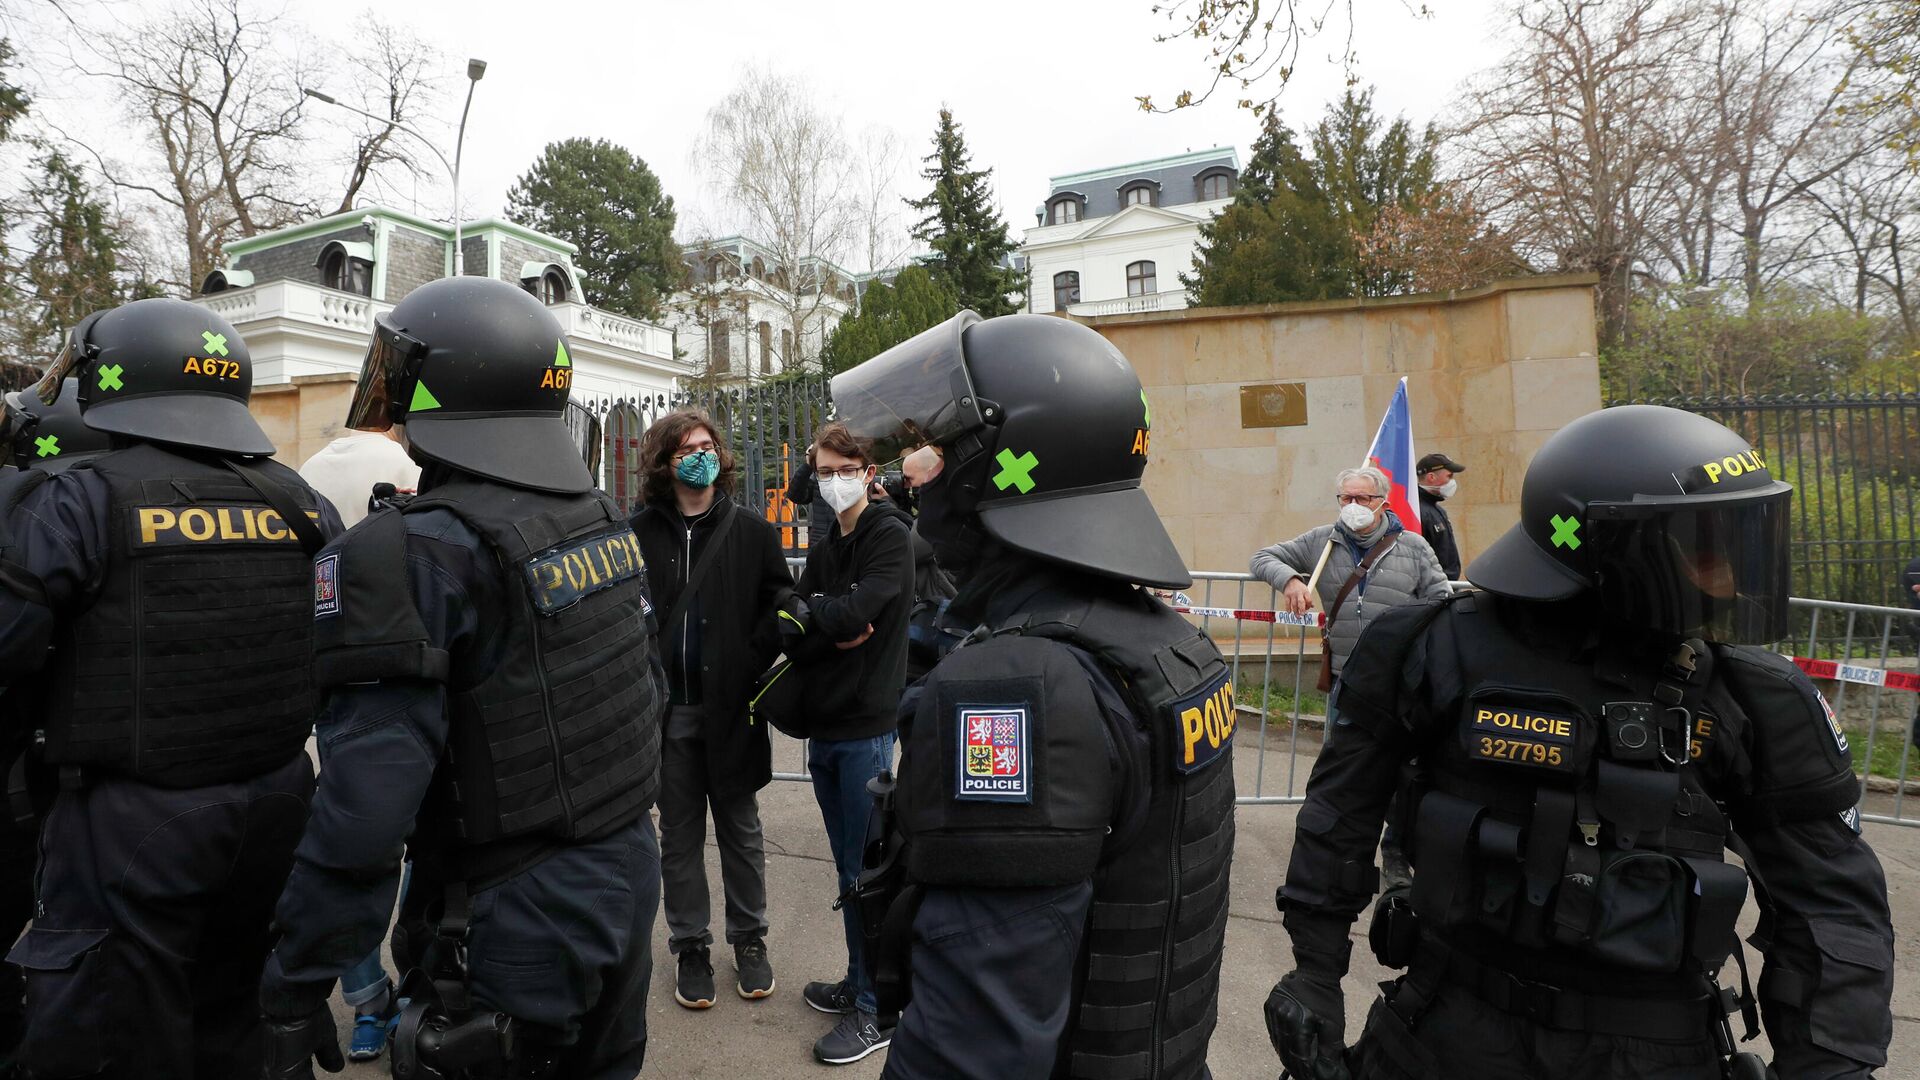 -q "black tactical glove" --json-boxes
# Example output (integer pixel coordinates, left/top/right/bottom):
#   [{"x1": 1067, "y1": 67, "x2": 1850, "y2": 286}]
[
  {"x1": 261, "y1": 1004, "x2": 344, "y2": 1080},
  {"x1": 1267, "y1": 970, "x2": 1350, "y2": 1080}
]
